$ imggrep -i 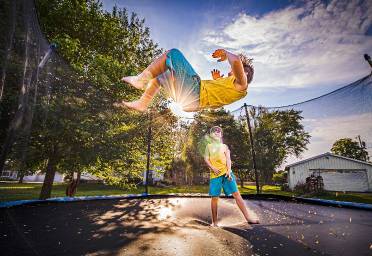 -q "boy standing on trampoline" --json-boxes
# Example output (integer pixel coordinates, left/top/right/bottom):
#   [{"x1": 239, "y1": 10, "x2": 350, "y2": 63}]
[
  {"x1": 115, "y1": 48, "x2": 253, "y2": 112},
  {"x1": 204, "y1": 126, "x2": 259, "y2": 227}
]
